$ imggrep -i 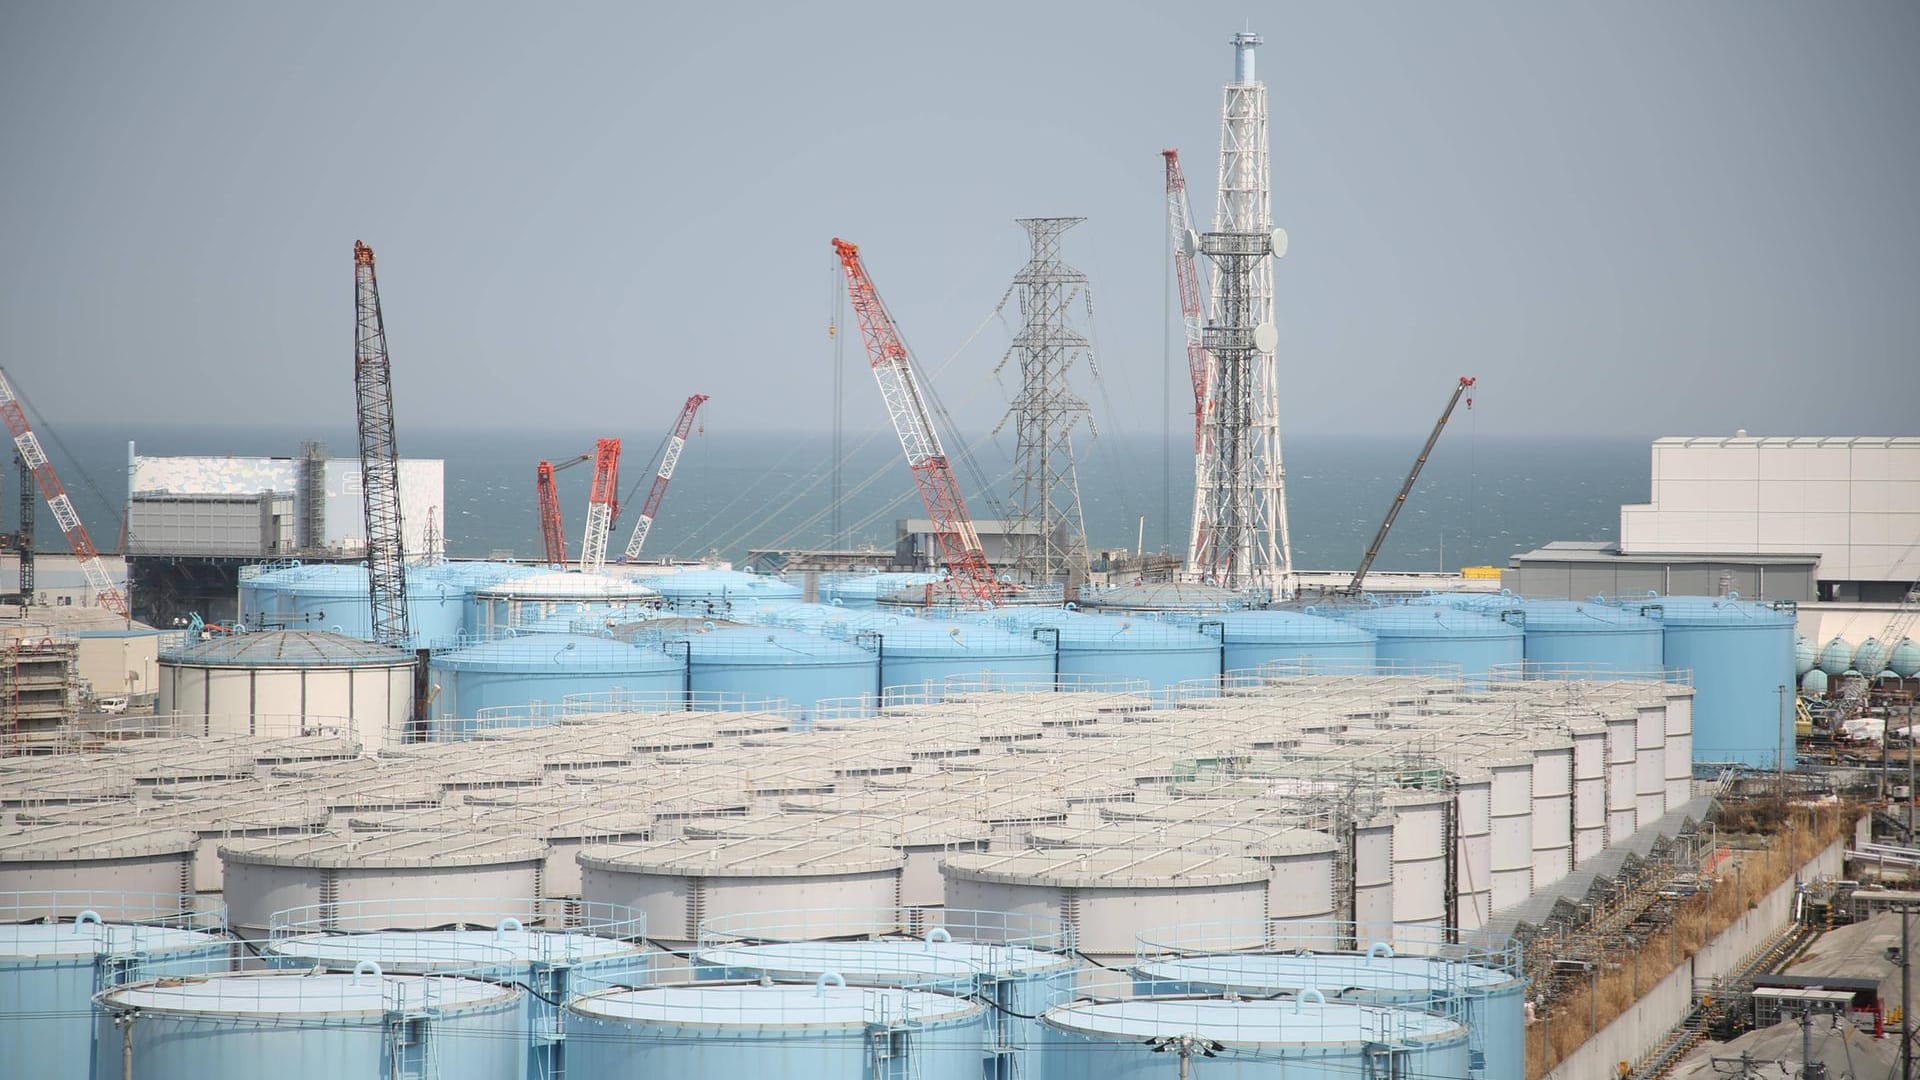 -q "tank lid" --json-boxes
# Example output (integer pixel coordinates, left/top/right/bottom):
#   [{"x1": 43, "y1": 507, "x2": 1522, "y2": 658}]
[
  {"x1": 160, "y1": 629, "x2": 415, "y2": 667},
  {"x1": 694, "y1": 939, "x2": 1073, "y2": 982},
  {"x1": 1042, "y1": 995, "x2": 1466, "y2": 1046},
  {"x1": 1027, "y1": 822, "x2": 1338, "y2": 858},
  {"x1": 1132, "y1": 952, "x2": 1520, "y2": 996},
  {"x1": 681, "y1": 813, "x2": 991, "y2": 846},
  {"x1": 217, "y1": 831, "x2": 547, "y2": 869},
  {"x1": 569, "y1": 983, "x2": 980, "y2": 1027},
  {"x1": 100, "y1": 970, "x2": 518, "y2": 1016},
  {"x1": 0, "y1": 920, "x2": 226, "y2": 960},
  {"x1": 941, "y1": 849, "x2": 1271, "y2": 888},
  {"x1": 578, "y1": 838, "x2": 904, "y2": 877},
  {"x1": 431, "y1": 633, "x2": 683, "y2": 672},
  {"x1": 267, "y1": 927, "x2": 647, "y2": 969},
  {"x1": 473, "y1": 570, "x2": 661, "y2": 600},
  {"x1": 0, "y1": 824, "x2": 199, "y2": 862}
]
